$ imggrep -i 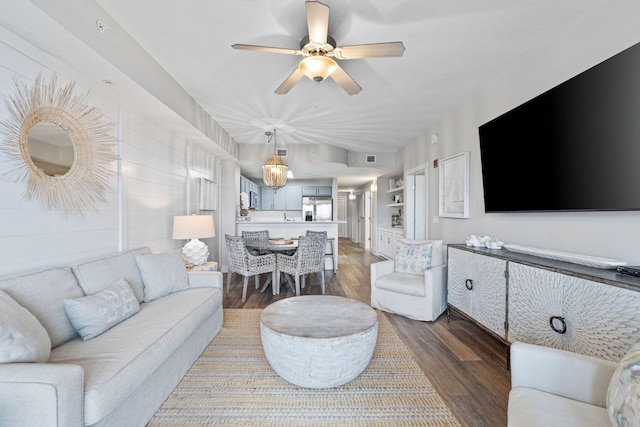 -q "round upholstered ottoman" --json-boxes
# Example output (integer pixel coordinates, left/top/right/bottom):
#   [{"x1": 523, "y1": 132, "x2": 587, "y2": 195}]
[{"x1": 260, "y1": 295, "x2": 378, "y2": 388}]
